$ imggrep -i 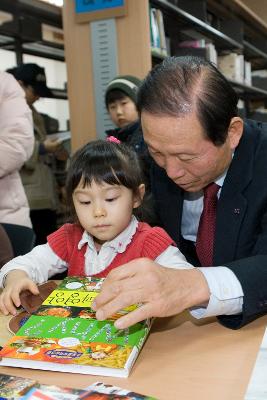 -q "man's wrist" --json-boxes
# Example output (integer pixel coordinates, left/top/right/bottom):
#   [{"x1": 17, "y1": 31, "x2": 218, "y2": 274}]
[{"x1": 184, "y1": 268, "x2": 210, "y2": 309}]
